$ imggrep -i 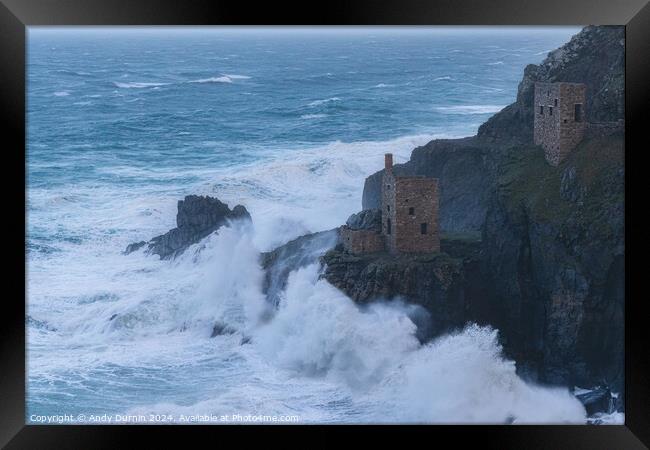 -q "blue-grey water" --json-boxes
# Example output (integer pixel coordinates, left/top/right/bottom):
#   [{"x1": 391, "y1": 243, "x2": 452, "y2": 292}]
[{"x1": 28, "y1": 26, "x2": 612, "y2": 424}]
